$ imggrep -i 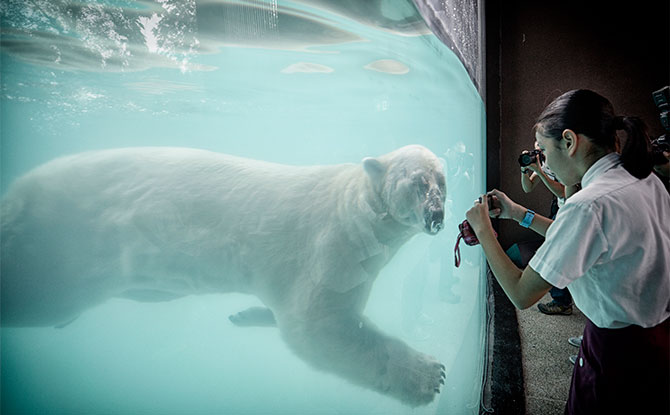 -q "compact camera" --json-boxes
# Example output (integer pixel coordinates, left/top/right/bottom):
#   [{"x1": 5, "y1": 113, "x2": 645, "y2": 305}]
[
  {"x1": 454, "y1": 194, "x2": 497, "y2": 267},
  {"x1": 518, "y1": 149, "x2": 545, "y2": 167},
  {"x1": 651, "y1": 86, "x2": 670, "y2": 166}
]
